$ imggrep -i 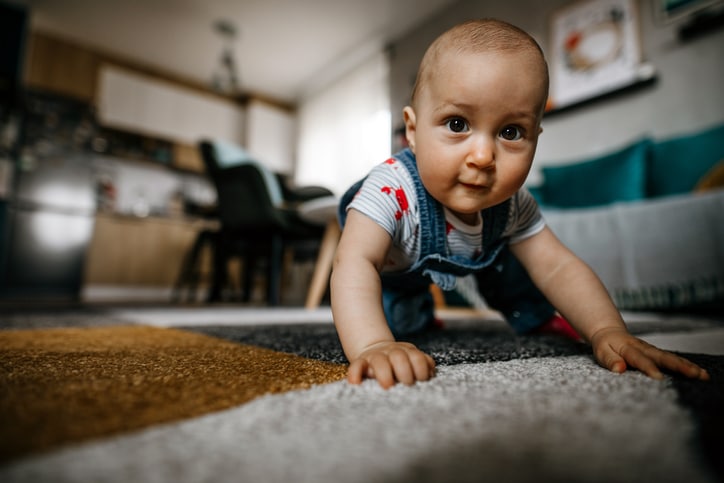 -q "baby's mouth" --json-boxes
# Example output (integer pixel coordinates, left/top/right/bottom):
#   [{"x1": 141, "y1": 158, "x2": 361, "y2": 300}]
[{"x1": 459, "y1": 181, "x2": 490, "y2": 191}]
